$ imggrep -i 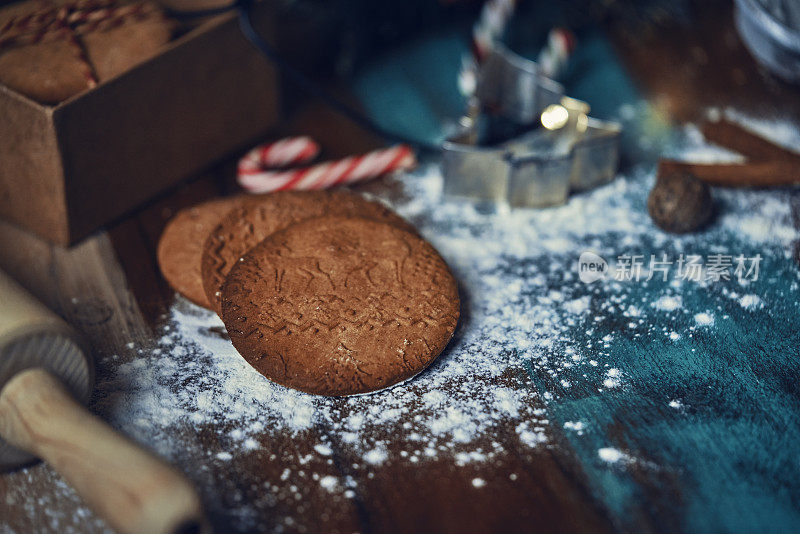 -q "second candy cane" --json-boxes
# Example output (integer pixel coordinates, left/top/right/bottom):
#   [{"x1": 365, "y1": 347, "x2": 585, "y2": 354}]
[{"x1": 238, "y1": 144, "x2": 416, "y2": 193}]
